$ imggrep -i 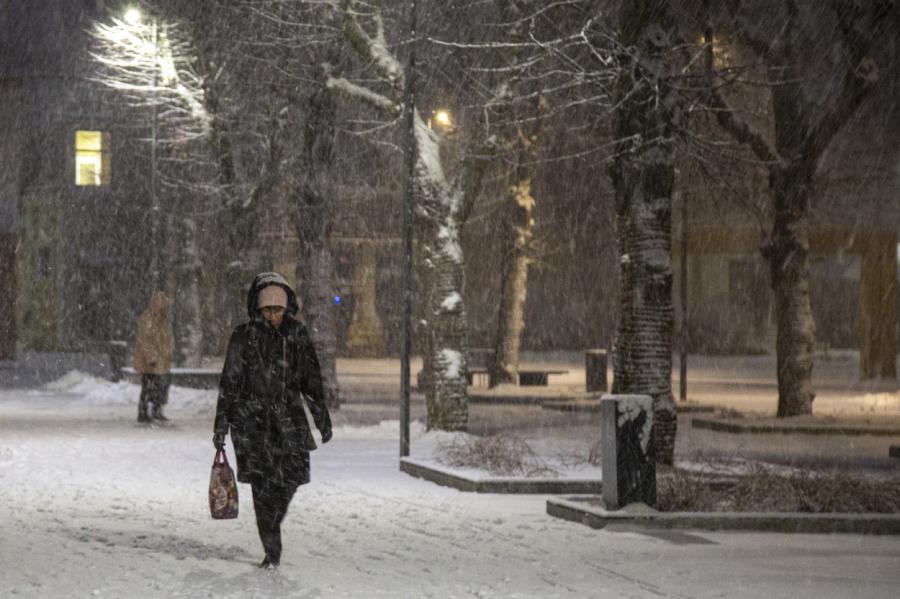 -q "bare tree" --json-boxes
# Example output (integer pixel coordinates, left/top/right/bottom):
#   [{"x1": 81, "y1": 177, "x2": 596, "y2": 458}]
[
  {"x1": 91, "y1": 12, "x2": 211, "y2": 365},
  {"x1": 704, "y1": 0, "x2": 896, "y2": 416},
  {"x1": 90, "y1": 3, "x2": 306, "y2": 365}
]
